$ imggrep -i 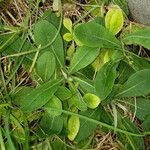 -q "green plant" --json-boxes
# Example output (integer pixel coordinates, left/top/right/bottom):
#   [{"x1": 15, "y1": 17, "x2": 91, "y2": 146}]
[{"x1": 0, "y1": 1, "x2": 150, "y2": 149}]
